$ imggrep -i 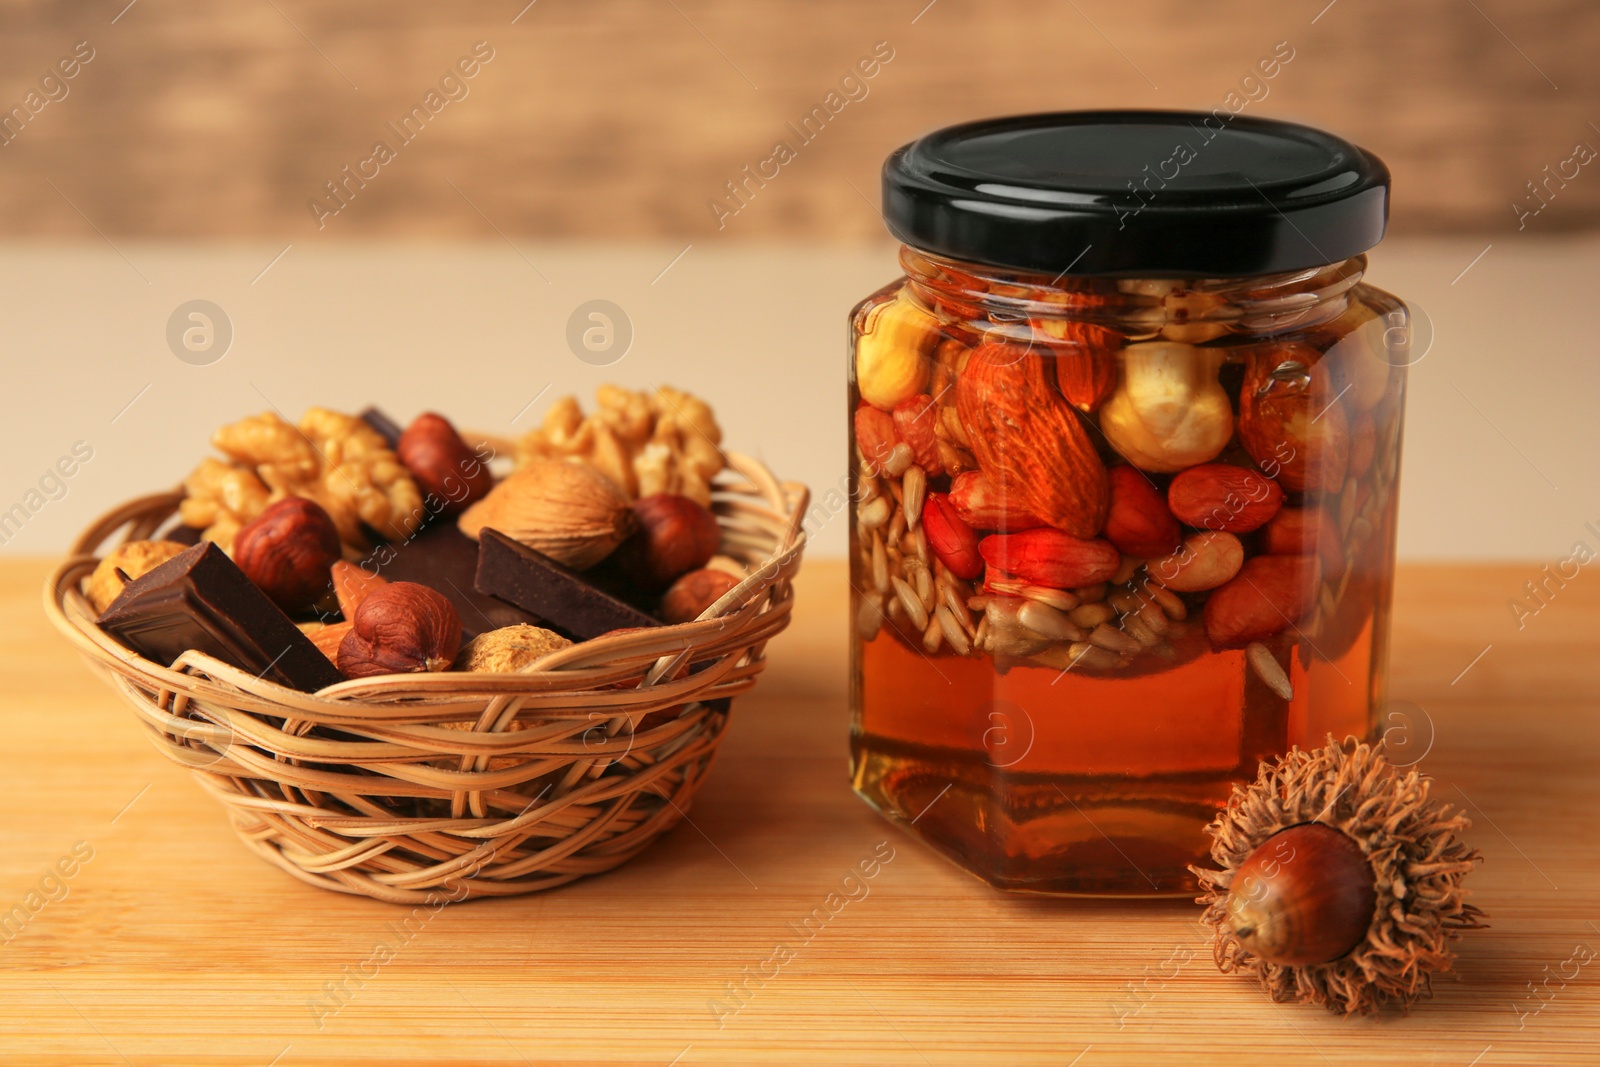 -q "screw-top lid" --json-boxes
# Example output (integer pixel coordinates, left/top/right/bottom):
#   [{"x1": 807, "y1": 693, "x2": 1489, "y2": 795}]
[{"x1": 882, "y1": 111, "x2": 1389, "y2": 277}]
